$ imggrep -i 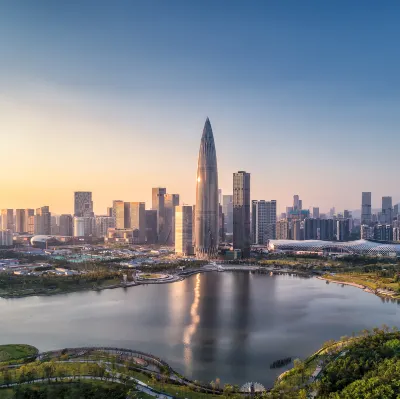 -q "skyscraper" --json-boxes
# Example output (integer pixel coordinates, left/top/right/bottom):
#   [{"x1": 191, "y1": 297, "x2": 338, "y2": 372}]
[
  {"x1": 252, "y1": 200, "x2": 277, "y2": 244},
  {"x1": 195, "y1": 118, "x2": 219, "y2": 259},
  {"x1": 74, "y1": 192, "x2": 94, "y2": 217},
  {"x1": 233, "y1": 171, "x2": 251, "y2": 257},
  {"x1": 175, "y1": 205, "x2": 193, "y2": 255},
  {"x1": 124, "y1": 202, "x2": 146, "y2": 243},
  {"x1": 361, "y1": 192, "x2": 372, "y2": 225},
  {"x1": 382, "y1": 196, "x2": 393, "y2": 225},
  {"x1": 1, "y1": 209, "x2": 14, "y2": 232},
  {"x1": 222, "y1": 195, "x2": 233, "y2": 235},
  {"x1": 312, "y1": 207, "x2": 320, "y2": 219},
  {"x1": 112, "y1": 200, "x2": 125, "y2": 229},
  {"x1": 145, "y1": 210, "x2": 158, "y2": 244},
  {"x1": 152, "y1": 187, "x2": 166, "y2": 243},
  {"x1": 164, "y1": 194, "x2": 179, "y2": 245}
]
